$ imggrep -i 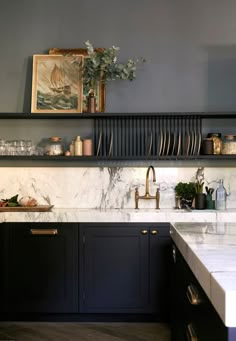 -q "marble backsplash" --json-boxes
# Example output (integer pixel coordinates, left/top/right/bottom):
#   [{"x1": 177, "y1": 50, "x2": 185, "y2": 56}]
[{"x1": 0, "y1": 167, "x2": 236, "y2": 209}]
